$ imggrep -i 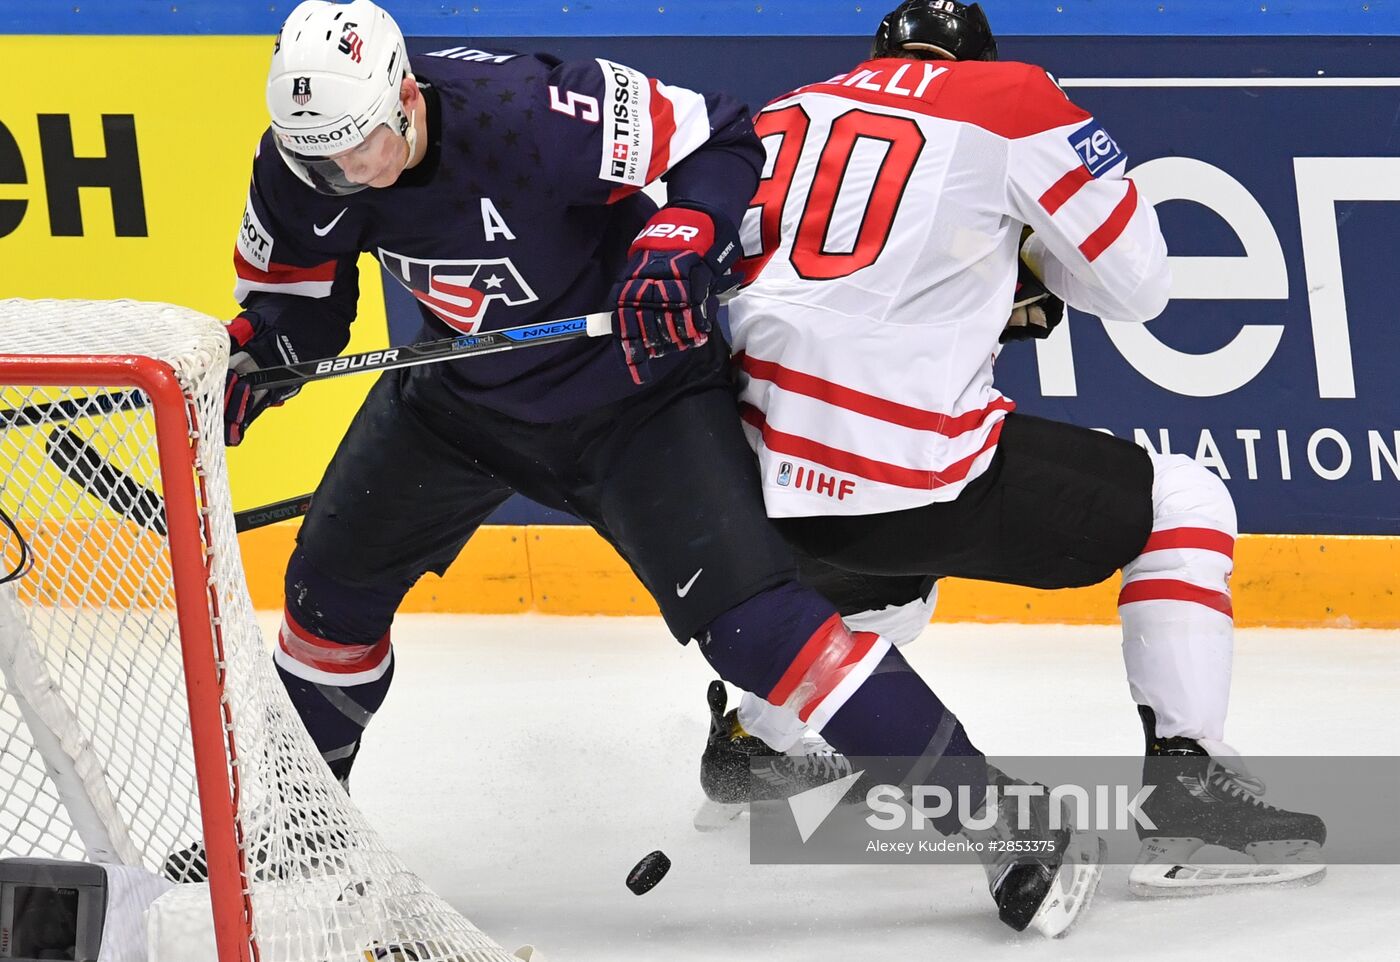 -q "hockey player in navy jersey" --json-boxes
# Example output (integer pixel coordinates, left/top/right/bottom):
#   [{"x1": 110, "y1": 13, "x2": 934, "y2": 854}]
[
  {"x1": 224, "y1": 0, "x2": 1102, "y2": 939},
  {"x1": 700, "y1": 0, "x2": 1326, "y2": 899}
]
